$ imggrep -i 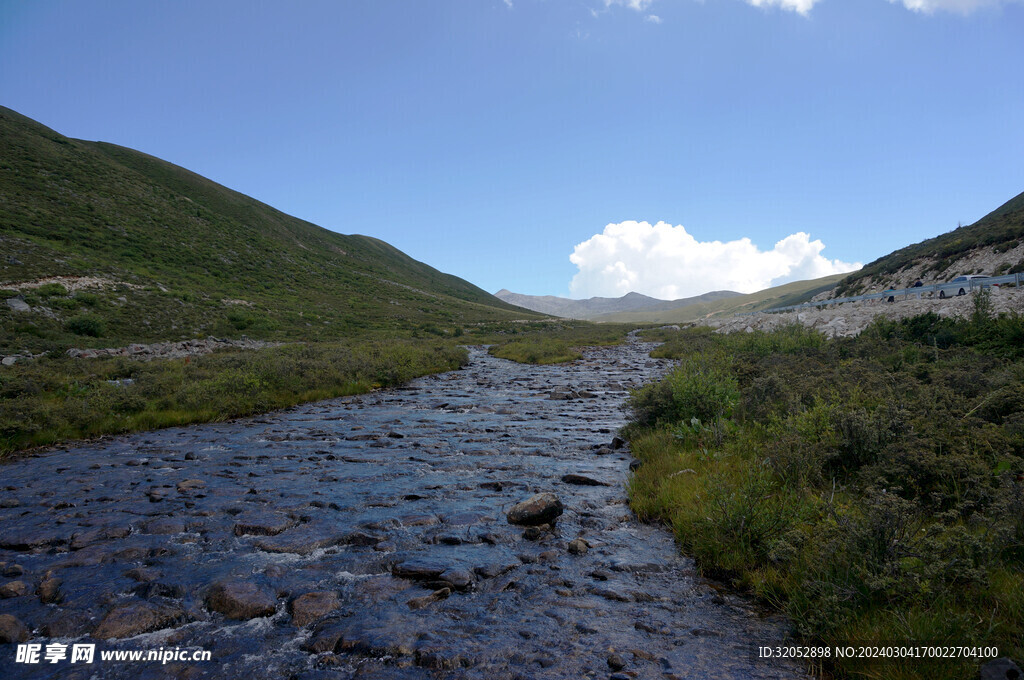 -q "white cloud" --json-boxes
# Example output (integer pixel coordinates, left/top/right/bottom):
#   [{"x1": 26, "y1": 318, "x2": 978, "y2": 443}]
[
  {"x1": 568, "y1": 220, "x2": 861, "y2": 299},
  {"x1": 745, "y1": 0, "x2": 822, "y2": 15},
  {"x1": 604, "y1": 0, "x2": 656, "y2": 10},
  {"x1": 892, "y1": 0, "x2": 1020, "y2": 13},
  {"x1": 592, "y1": 0, "x2": 1018, "y2": 18}
]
